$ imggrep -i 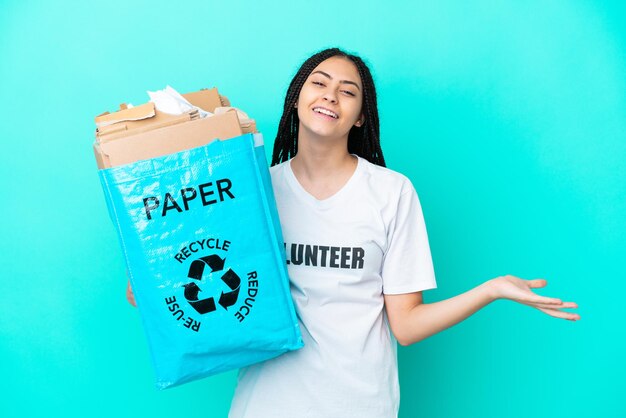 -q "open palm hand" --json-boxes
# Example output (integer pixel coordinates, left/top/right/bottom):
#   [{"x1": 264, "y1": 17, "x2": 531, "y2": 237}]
[{"x1": 490, "y1": 275, "x2": 580, "y2": 321}]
